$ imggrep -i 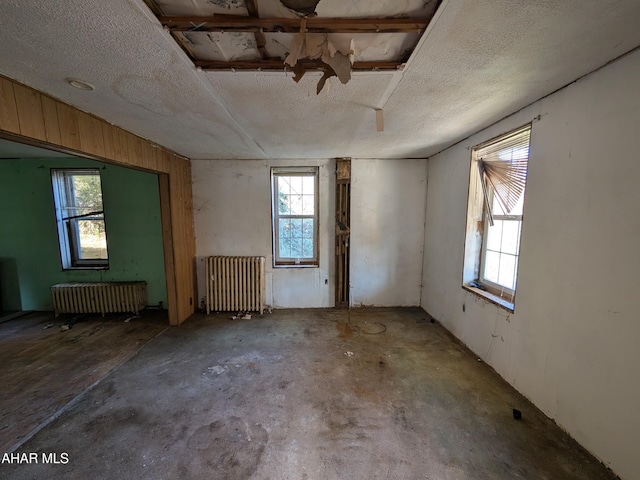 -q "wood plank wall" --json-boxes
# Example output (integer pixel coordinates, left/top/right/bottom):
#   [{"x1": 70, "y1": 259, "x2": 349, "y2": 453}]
[
  {"x1": 0, "y1": 75, "x2": 196, "y2": 325},
  {"x1": 335, "y1": 158, "x2": 351, "y2": 308}
]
